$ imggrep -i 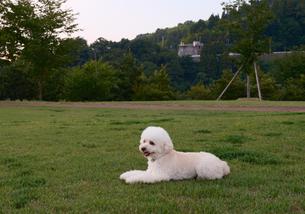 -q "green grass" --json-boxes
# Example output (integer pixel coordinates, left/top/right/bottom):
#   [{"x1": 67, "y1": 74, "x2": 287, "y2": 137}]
[
  {"x1": 0, "y1": 105, "x2": 305, "y2": 213},
  {"x1": 118, "y1": 100, "x2": 305, "y2": 107}
]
